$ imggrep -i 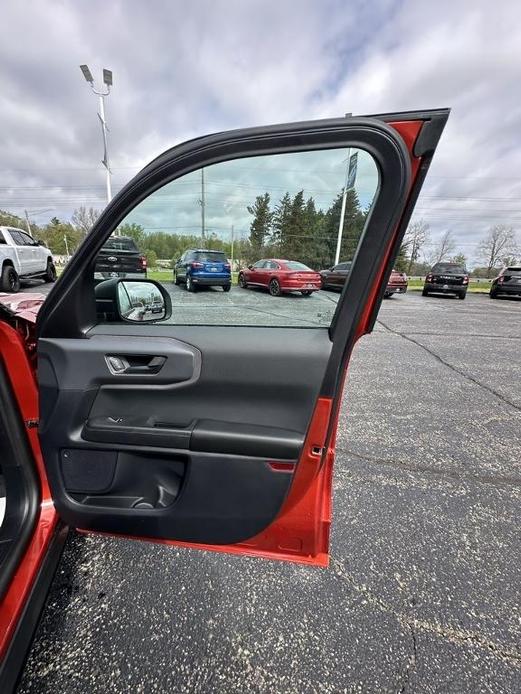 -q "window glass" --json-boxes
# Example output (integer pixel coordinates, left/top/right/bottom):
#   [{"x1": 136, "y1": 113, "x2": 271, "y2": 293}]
[
  {"x1": 0, "y1": 231, "x2": 6, "y2": 245},
  {"x1": 97, "y1": 148, "x2": 379, "y2": 328},
  {"x1": 9, "y1": 230, "x2": 25, "y2": 245}
]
